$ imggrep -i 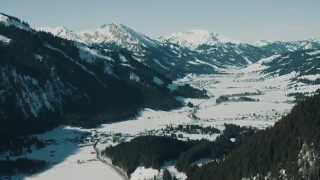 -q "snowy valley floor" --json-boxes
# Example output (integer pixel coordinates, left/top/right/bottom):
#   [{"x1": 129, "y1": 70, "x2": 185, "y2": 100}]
[{"x1": 4, "y1": 65, "x2": 319, "y2": 180}]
